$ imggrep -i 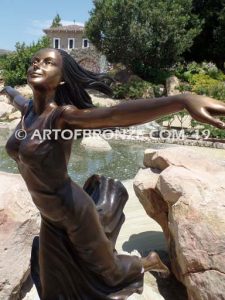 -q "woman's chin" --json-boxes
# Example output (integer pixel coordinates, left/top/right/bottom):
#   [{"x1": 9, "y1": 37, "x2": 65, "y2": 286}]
[{"x1": 27, "y1": 78, "x2": 45, "y2": 90}]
